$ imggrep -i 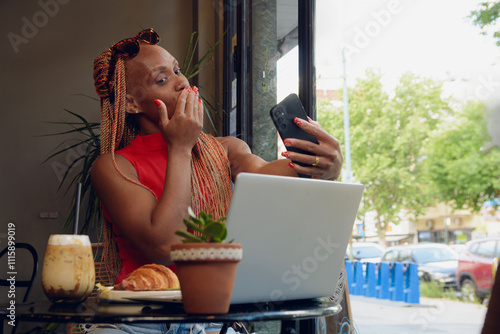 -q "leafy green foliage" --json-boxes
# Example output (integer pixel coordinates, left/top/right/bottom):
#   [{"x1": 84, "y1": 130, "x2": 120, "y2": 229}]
[
  {"x1": 319, "y1": 69, "x2": 500, "y2": 243},
  {"x1": 175, "y1": 207, "x2": 232, "y2": 243},
  {"x1": 41, "y1": 104, "x2": 101, "y2": 234},
  {"x1": 468, "y1": 1, "x2": 500, "y2": 46},
  {"x1": 319, "y1": 70, "x2": 450, "y2": 243},
  {"x1": 182, "y1": 31, "x2": 226, "y2": 136},
  {"x1": 422, "y1": 101, "x2": 500, "y2": 212},
  {"x1": 182, "y1": 31, "x2": 224, "y2": 80},
  {"x1": 419, "y1": 281, "x2": 460, "y2": 301}
]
